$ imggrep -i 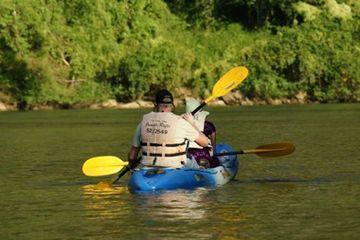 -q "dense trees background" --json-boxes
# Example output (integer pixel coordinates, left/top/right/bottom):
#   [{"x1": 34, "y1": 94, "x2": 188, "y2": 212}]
[{"x1": 0, "y1": 0, "x2": 359, "y2": 109}]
